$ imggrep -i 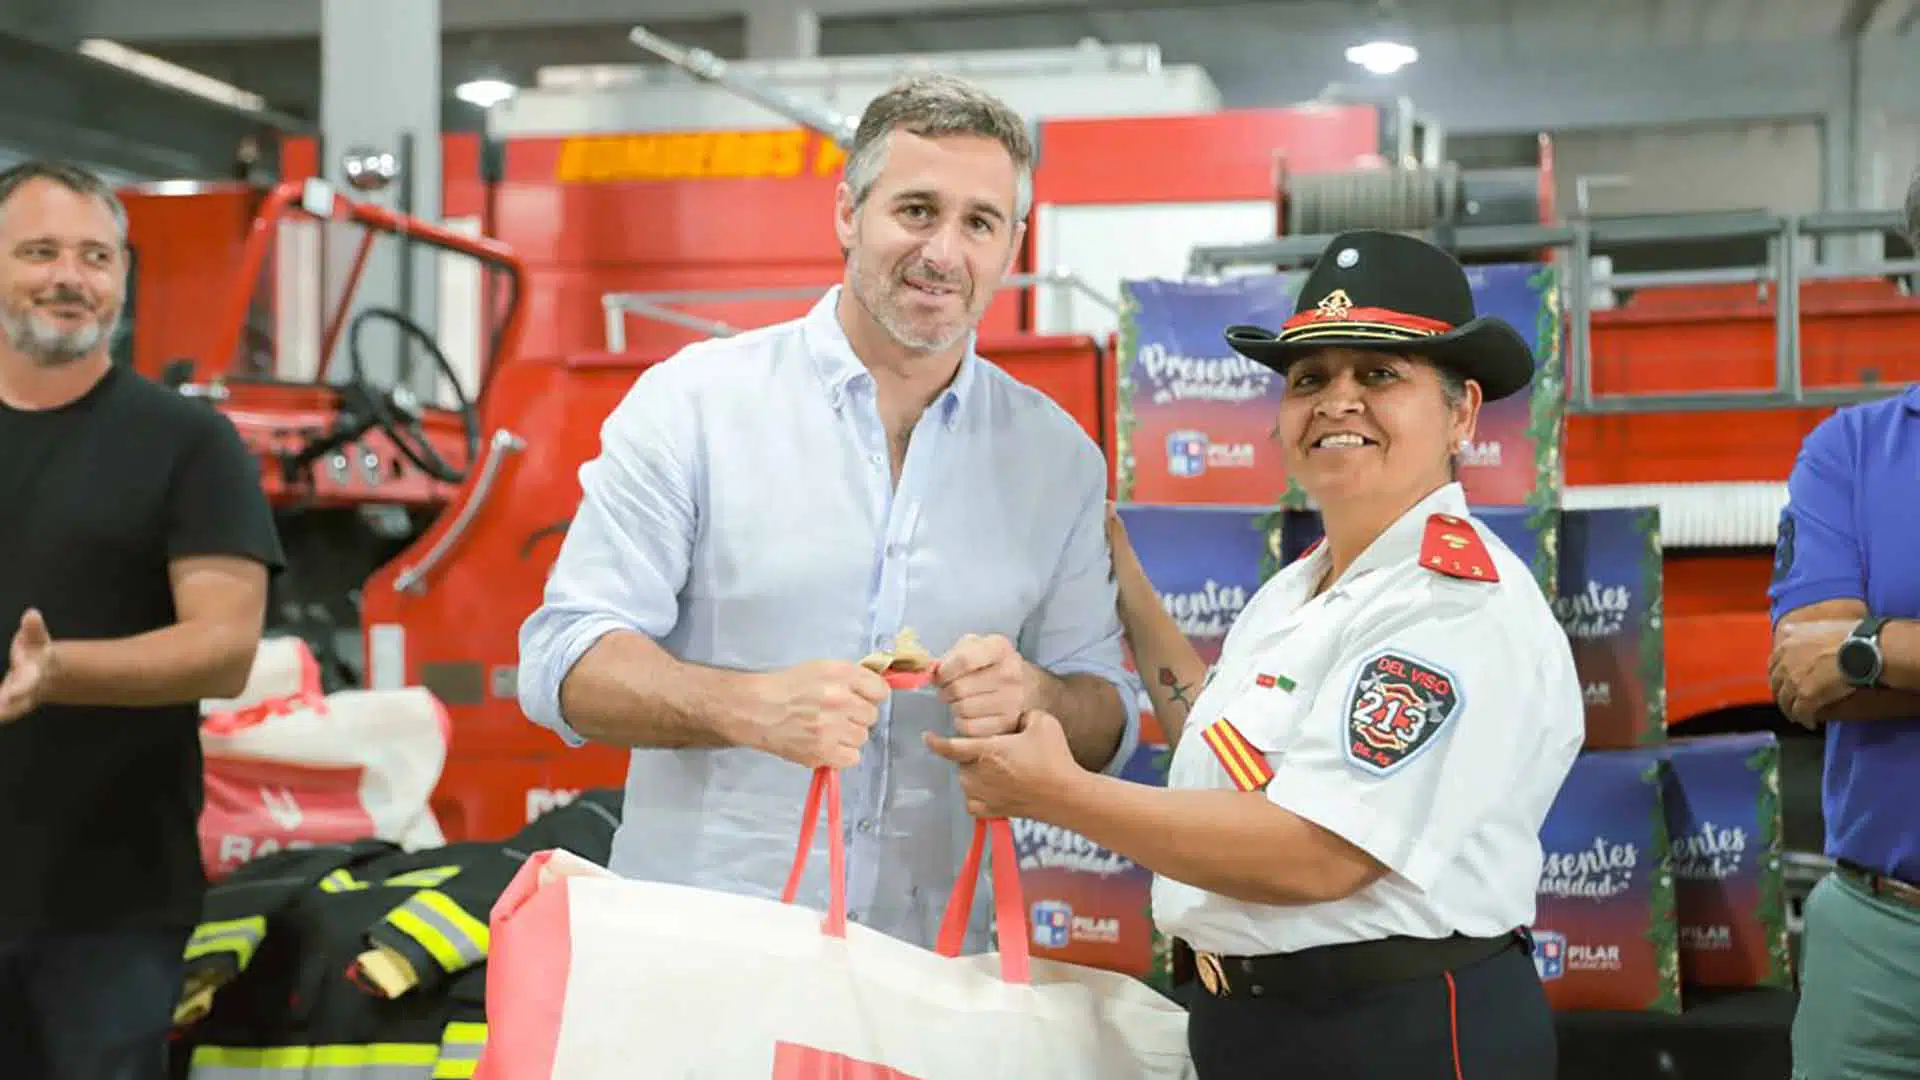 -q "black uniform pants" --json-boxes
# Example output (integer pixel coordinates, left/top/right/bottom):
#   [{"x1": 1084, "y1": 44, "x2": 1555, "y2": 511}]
[
  {"x1": 0, "y1": 928, "x2": 188, "y2": 1080},
  {"x1": 1185, "y1": 941, "x2": 1556, "y2": 1080}
]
